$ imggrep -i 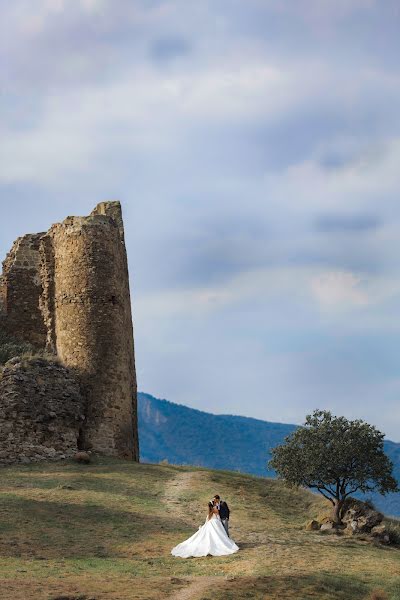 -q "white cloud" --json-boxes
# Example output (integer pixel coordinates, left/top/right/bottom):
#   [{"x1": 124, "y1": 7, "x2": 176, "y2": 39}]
[
  {"x1": 310, "y1": 271, "x2": 369, "y2": 310},
  {"x1": 2, "y1": 0, "x2": 400, "y2": 439}
]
